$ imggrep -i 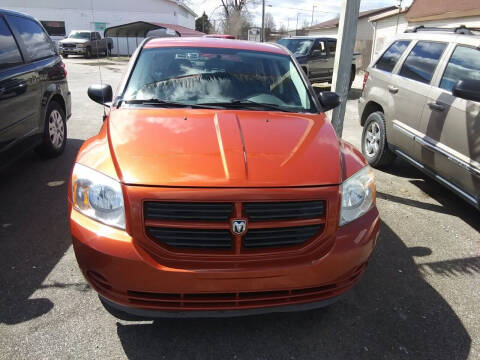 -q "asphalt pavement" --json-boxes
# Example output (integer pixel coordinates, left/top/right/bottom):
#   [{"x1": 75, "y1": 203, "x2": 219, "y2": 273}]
[{"x1": 0, "y1": 57, "x2": 478, "y2": 360}]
